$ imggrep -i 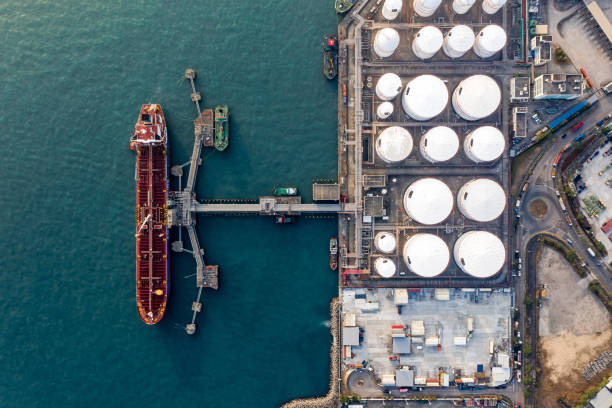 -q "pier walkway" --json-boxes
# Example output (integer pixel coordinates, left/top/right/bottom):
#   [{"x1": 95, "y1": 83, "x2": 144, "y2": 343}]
[{"x1": 193, "y1": 201, "x2": 354, "y2": 214}]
